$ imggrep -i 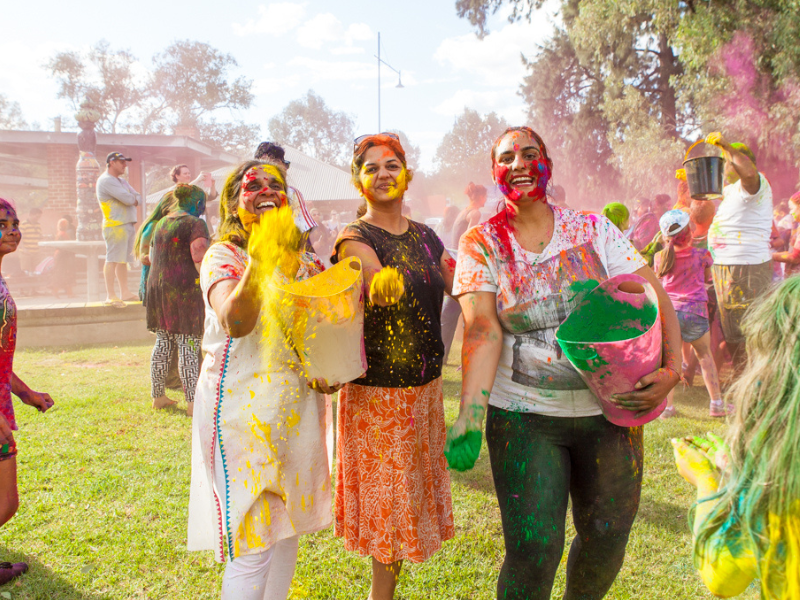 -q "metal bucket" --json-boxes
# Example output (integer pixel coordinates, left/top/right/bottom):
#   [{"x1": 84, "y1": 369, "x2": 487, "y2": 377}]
[
  {"x1": 272, "y1": 257, "x2": 367, "y2": 385},
  {"x1": 683, "y1": 140, "x2": 724, "y2": 201},
  {"x1": 555, "y1": 274, "x2": 665, "y2": 427}
]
